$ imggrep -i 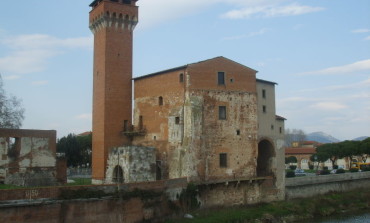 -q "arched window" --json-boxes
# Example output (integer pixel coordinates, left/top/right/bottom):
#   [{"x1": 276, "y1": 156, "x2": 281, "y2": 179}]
[
  {"x1": 179, "y1": 73, "x2": 184, "y2": 83},
  {"x1": 113, "y1": 165, "x2": 124, "y2": 183},
  {"x1": 159, "y1": 96, "x2": 163, "y2": 106}
]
